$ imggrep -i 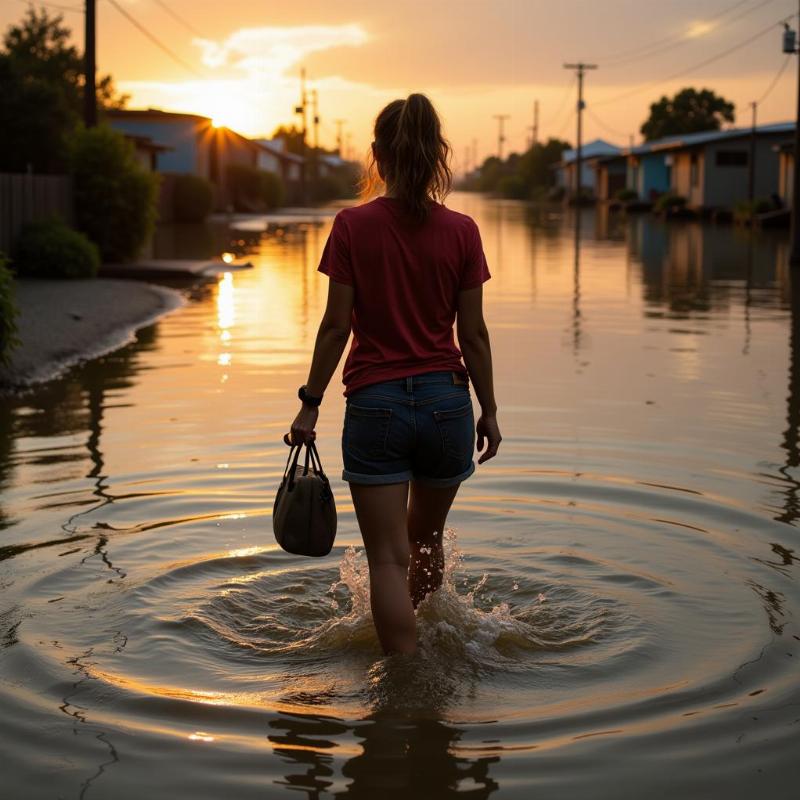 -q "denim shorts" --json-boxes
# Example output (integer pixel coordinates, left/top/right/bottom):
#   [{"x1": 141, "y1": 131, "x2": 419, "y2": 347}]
[{"x1": 341, "y1": 370, "x2": 476, "y2": 487}]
